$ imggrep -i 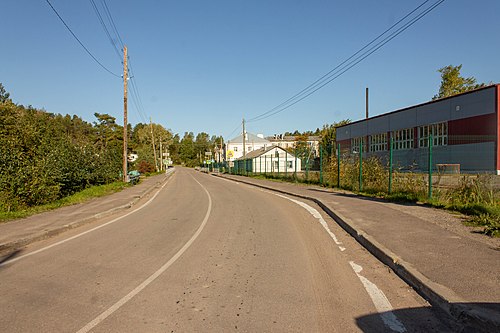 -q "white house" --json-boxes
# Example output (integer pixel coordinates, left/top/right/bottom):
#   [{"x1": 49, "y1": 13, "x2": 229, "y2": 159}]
[
  {"x1": 234, "y1": 146, "x2": 301, "y2": 173},
  {"x1": 226, "y1": 132, "x2": 271, "y2": 161}
]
